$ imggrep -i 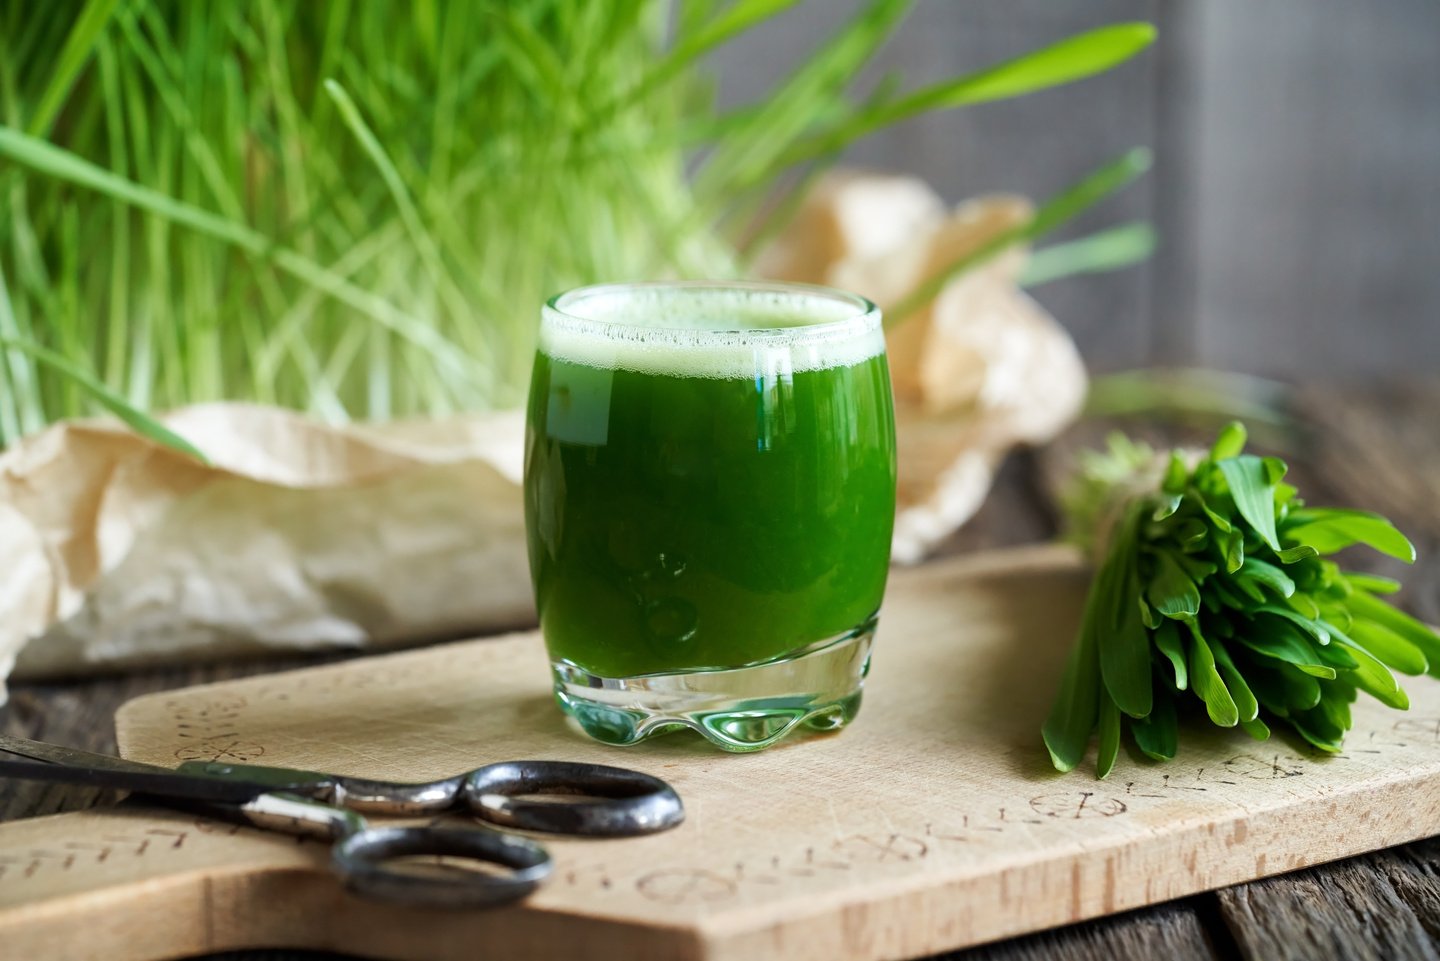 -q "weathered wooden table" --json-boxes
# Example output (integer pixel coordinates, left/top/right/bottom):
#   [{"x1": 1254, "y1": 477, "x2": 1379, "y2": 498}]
[{"x1": 3, "y1": 383, "x2": 1437, "y2": 960}]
